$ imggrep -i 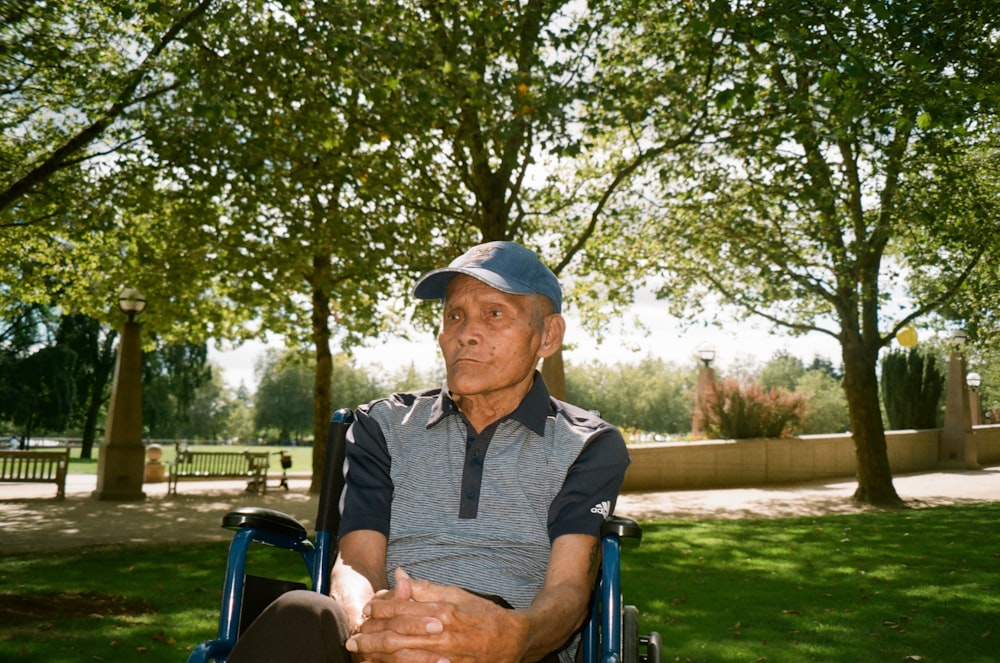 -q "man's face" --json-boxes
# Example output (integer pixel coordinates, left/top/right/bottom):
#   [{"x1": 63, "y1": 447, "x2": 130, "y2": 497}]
[{"x1": 438, "y1": 275, "x2": 557, "y2": 402}]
